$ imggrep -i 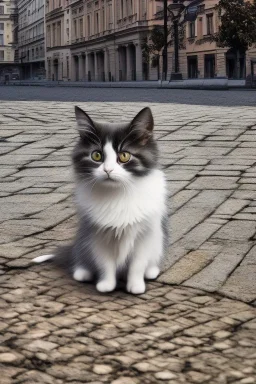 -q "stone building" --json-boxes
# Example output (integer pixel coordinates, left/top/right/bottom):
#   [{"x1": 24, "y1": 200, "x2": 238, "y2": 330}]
[
  {"x1": 0, "y1": 0, "x2": 19, "y2": 81},
  {"x1": 45, "y1": 0, "x2": 164, "y2": 81},
  {"x1": 177, "y1": 0, "x2": 249, "y2": 80},
  {"x1": 45, "y1": 0, "x2": 256, "y2": 82},
  {"x1": 17, "y1": 0, "x2": 45, "y2": 79}
]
